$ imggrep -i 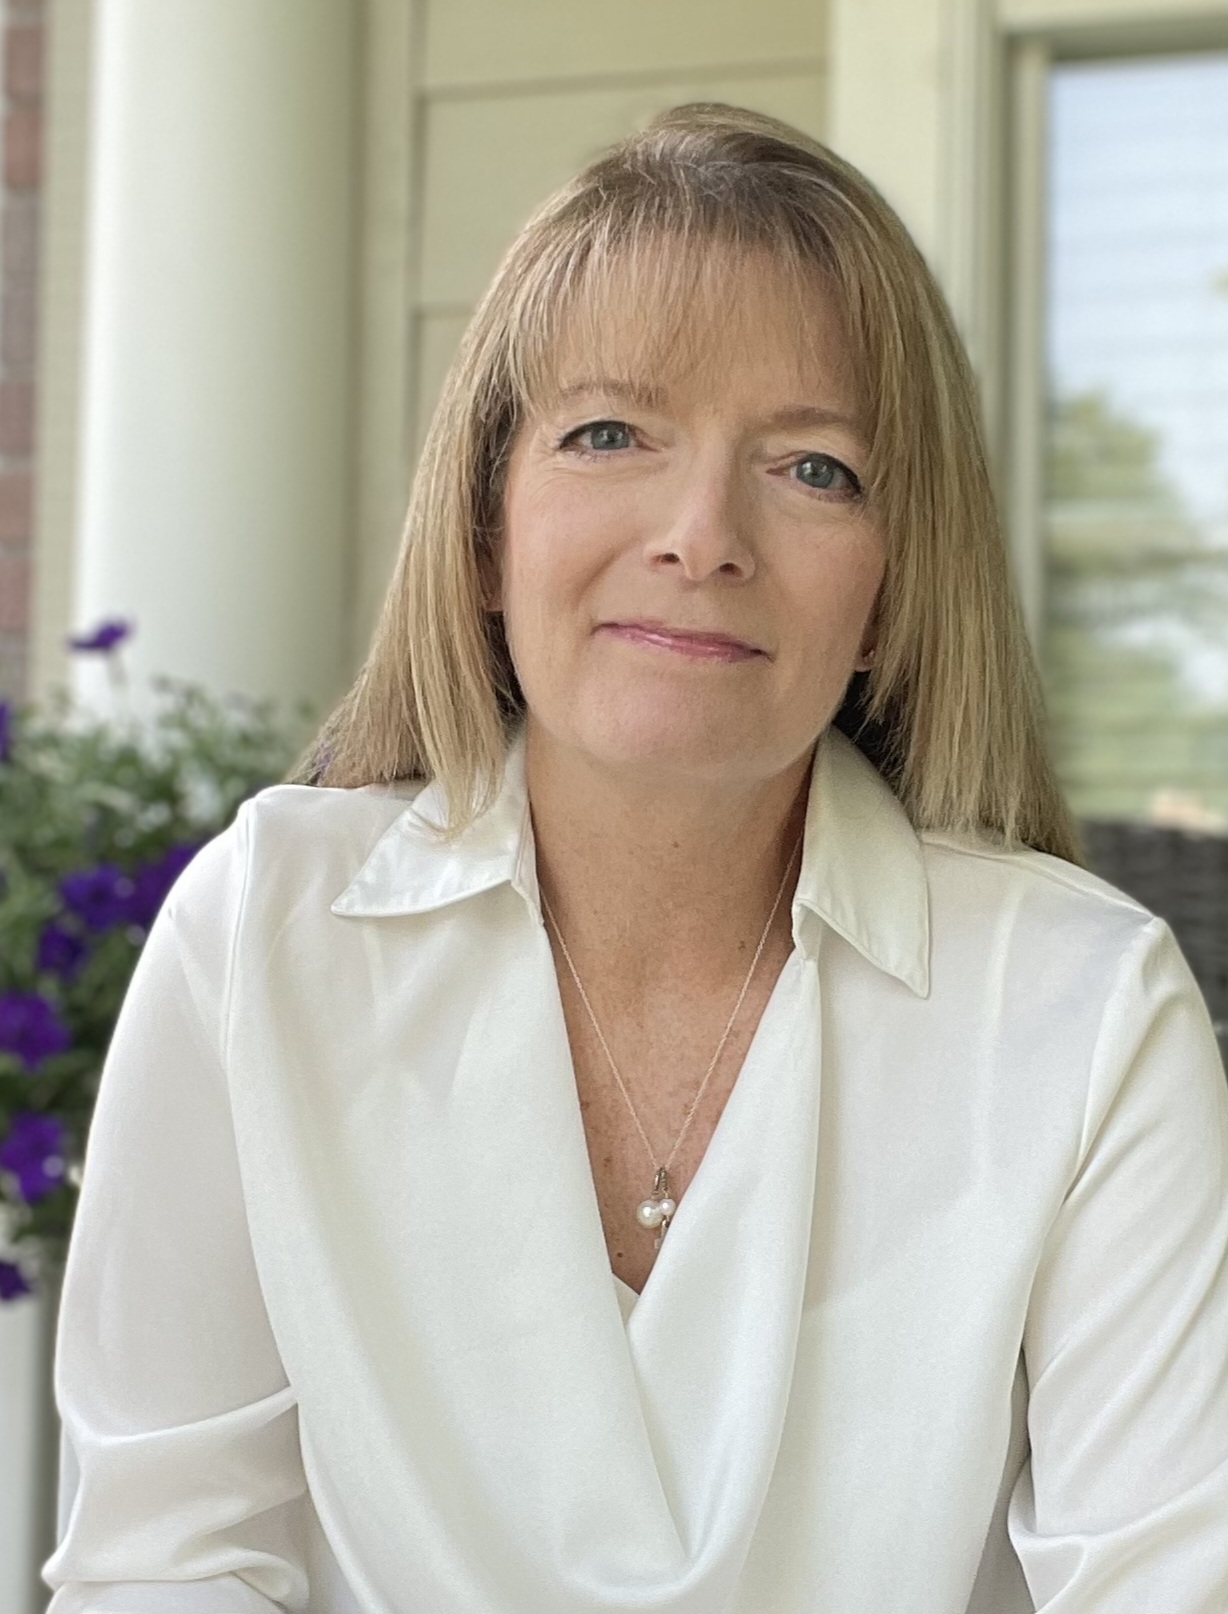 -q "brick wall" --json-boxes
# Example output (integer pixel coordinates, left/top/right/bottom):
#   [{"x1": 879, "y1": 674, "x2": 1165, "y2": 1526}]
[{"x1": 0, "y1": 0, "x2": 42, "y2": 700}]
